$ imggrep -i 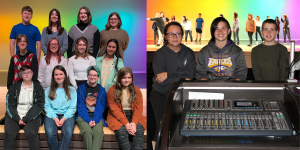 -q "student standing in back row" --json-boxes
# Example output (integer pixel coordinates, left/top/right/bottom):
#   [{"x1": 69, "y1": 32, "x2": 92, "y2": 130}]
[
  {"x1": 10, "y1": 6, "x2": 41, "y2": 63},
  {"x1": 251, "y1": 19, "x2": 288, "y2": 81},
  {"x1": 195, "y1": 13, "x2": 204, "y2": 42},
  {"x1": 68, "y1": 6, "x2": 100, "y2": 58}
]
